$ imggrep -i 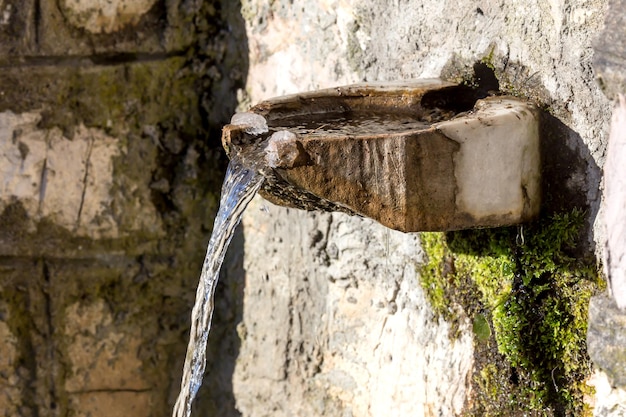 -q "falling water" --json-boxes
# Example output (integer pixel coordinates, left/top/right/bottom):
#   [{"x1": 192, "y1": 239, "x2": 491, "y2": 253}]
[{"x1": 172, "y1": 153, "x2": 263, "y2": 417}]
